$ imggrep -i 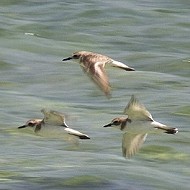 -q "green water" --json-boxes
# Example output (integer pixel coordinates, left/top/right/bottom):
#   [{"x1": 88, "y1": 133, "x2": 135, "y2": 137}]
[{"x1": 0, "y1": 0, "x2": 190, "y2": 189}]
